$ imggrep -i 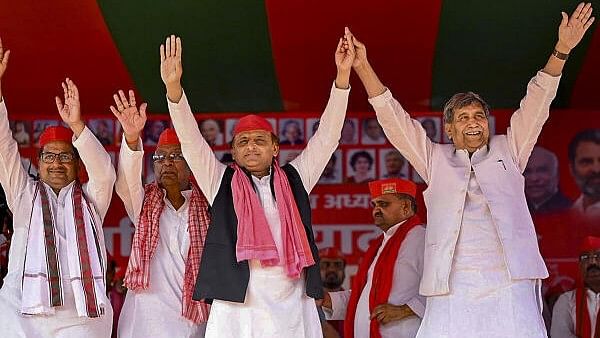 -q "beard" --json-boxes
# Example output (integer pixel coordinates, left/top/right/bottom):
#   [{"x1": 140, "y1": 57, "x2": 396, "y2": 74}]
[
  {"x1": 323, "y1": 272, "x2": 343, "y2": 289},
  {"x1": 576, "y1": 172, "x2": 600, "y2": 199}
]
